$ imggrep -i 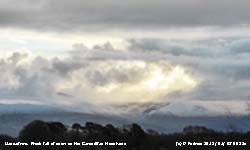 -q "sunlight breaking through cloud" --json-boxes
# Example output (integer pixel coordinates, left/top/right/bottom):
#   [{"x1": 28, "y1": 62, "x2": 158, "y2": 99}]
[{"x1": 56, "y1": 60, "x2": 198, "y2": 104}]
